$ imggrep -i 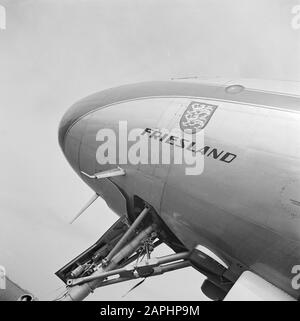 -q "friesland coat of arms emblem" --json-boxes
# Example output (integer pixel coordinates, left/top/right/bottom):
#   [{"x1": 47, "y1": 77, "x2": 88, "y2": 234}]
[{"x1": 180, "y1": 101, "x2": 218, "y2": 133}]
